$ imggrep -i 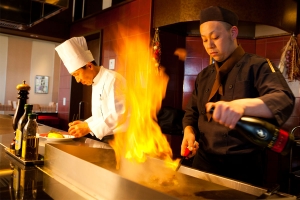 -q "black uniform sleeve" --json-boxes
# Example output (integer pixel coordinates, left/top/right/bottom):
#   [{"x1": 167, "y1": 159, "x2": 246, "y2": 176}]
[{"x1": 255, "y1": 60, "x2": 295, "y2": 126}]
